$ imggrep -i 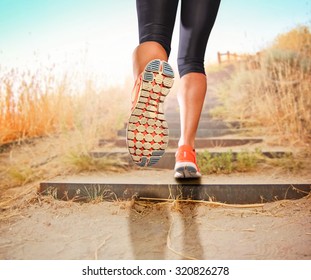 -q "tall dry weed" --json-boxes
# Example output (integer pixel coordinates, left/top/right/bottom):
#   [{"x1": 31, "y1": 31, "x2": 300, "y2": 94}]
[
  {"x1": 0, "y1": 65, "x2": 129, "y2": 146},
  {"x1": 212, "y1": 26, "x2": 311, "y2": 146},
  {"x1": 0, "y1": 67, "x2": 72, "y2": 143}
]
